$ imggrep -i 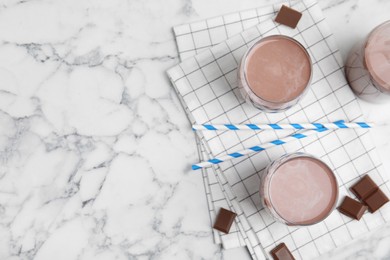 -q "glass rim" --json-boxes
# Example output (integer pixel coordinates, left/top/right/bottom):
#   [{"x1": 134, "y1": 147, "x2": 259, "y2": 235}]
[
  {"x1": 264, "y1": 152, "x2": 339, "y2": 226},
  {"x1": 241, "y1": 35, "x2": 313, "y2": 105}
]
